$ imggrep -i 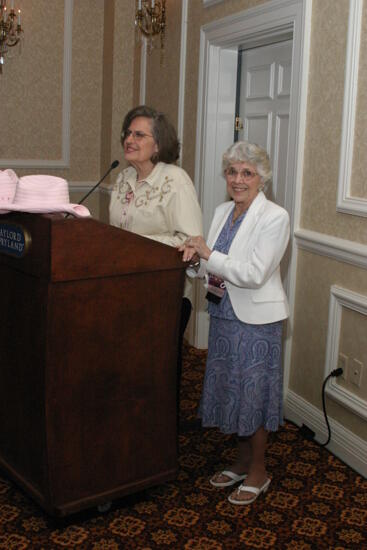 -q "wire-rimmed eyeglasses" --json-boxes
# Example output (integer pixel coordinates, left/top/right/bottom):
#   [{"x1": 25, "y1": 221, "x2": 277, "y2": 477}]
[
  {"x1": 226, "y1": 167, "x2": 258, "y2": 180},
  {"x1": 122, "y1": 129, "x2": 154, "y2": 141}
]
